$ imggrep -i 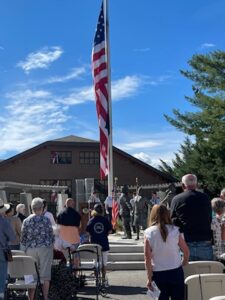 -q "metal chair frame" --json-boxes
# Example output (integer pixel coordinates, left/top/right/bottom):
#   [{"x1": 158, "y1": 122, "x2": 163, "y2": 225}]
[{"x1": 70, "y1": 243, "x2": 106, "y2": 300}]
